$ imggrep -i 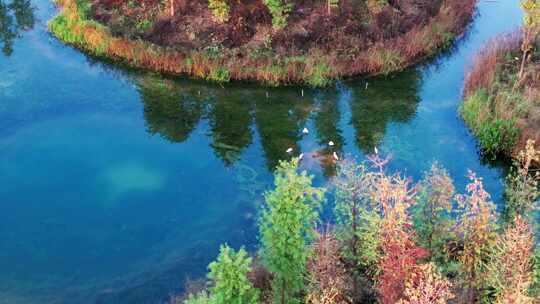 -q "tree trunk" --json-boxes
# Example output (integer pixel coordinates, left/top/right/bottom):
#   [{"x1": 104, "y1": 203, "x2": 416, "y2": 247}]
[
  {"x1": 169, "y1": 0, "x2": 174, "y2": 17},
  {"x1": 281, "y1": 279, "x2": 286, "y2": 304},
  {"x1": 519, "y1": 49, "x2": 528, "y2": 80}
]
